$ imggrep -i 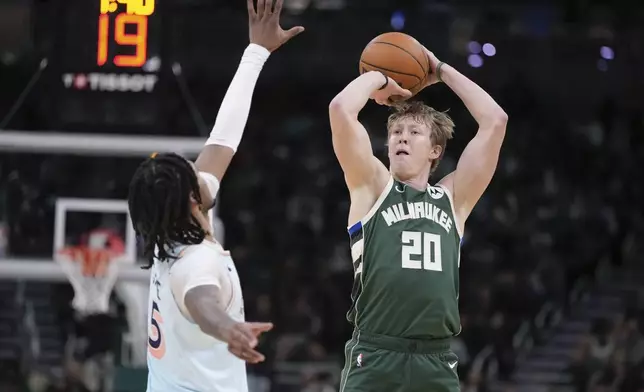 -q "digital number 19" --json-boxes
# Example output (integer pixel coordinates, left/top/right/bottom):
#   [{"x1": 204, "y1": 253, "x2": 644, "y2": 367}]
[{"x1": 97, "y1": 14, "x2": 148, "y2": 68}]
